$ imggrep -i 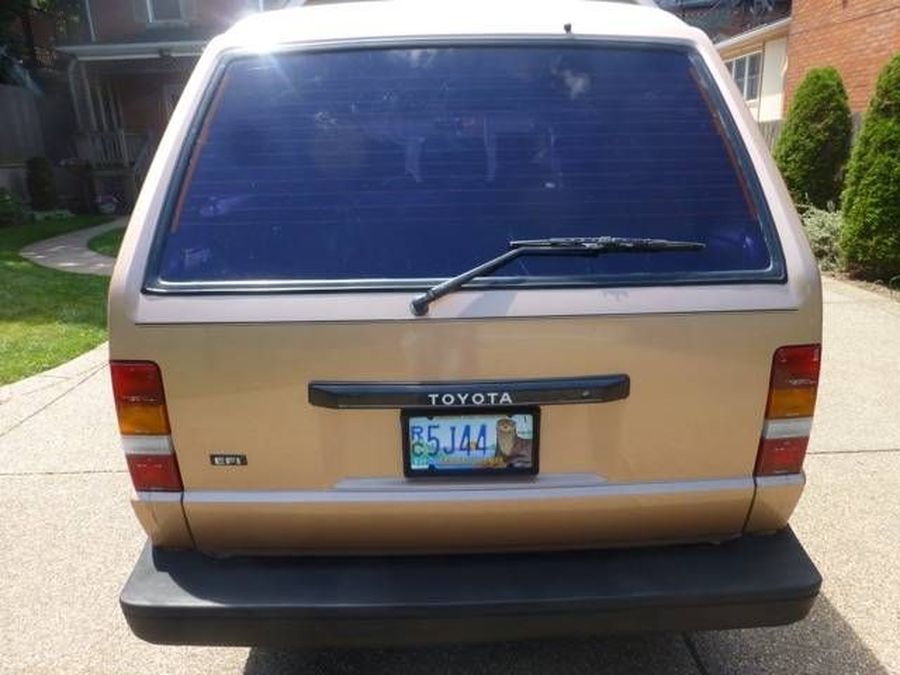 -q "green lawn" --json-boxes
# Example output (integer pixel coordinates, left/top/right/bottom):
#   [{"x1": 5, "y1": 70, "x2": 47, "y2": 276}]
[
  {"x1": 0, "y1": 216, "x2": 112, "y2": 385},
  {"x1": 87, "y1": 226, "x2": 125, "y2": 258}
]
